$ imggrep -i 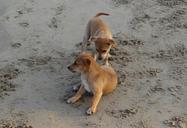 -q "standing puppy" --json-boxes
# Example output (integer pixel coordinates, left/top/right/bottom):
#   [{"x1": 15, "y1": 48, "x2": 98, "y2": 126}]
[
  {"x1": 67, "y1": 52, "x2": 117, "y2": 115},
  {"x1": 81, "y1": 12, "x2": 116, "y2": 65}
]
